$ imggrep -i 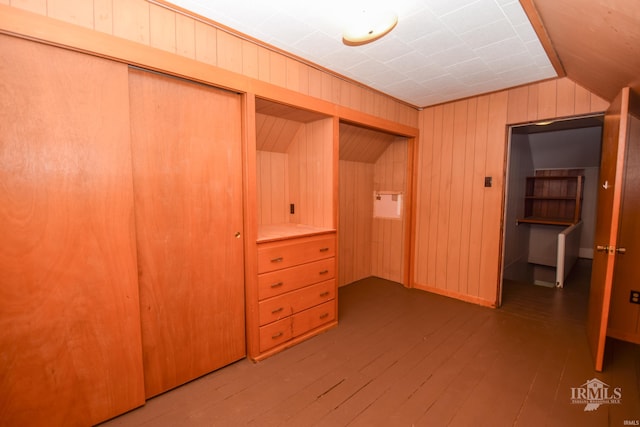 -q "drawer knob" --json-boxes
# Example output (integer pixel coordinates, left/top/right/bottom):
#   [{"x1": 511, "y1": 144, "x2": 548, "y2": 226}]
[
  {"x1": 271, "y1": 307, "x2": 284, "y2": 314},
  {"x1": 319, "y1": 291, "x2": 330, "y2": 297},
  {"x1": 319, "y1": 270, "x2": 329, "y2": 275},
  {"x1": 271, "y1": 257, "x2": 284, "y2": 263},
  {"x1": 272, "y1": 331, "x2": 283, "y2": 339},
  {"x1": 270, "y1": 281, "x2": 284, "y2": 288},
  {"x1": 319, "y1": 247, "x2": 329, "y2": 252},
  {"x1": 319, "y1": 313, "x2": 329, "y2": 319}
]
